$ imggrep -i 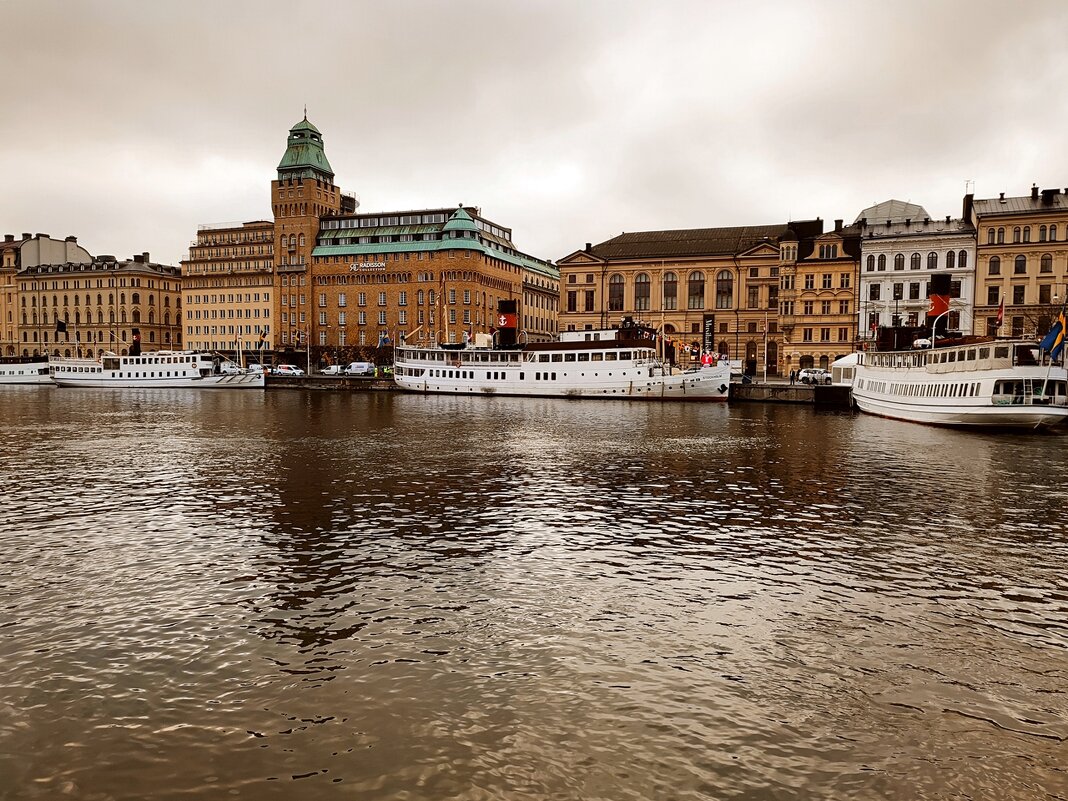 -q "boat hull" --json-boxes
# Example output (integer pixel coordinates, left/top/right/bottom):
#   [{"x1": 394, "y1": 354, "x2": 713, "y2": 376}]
[
  {"x1": 851, "y1": 392, "x2": 1068, "y2": 429},
  {"x1": 394, "y1": 369, "x2": 730, "y2": 400},
  {"x1": 51, "y1": 373, "x2": 265, "y2": 389}
]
